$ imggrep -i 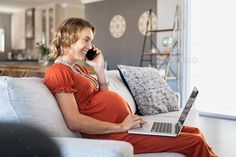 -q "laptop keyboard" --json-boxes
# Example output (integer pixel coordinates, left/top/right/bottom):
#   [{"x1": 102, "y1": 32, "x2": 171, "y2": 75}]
[{"x1": 151, "y1": 122, "x2": 172, "y2": 133}]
